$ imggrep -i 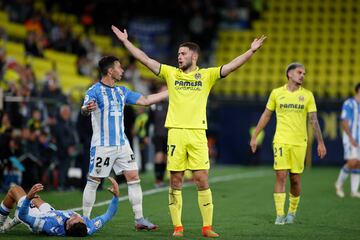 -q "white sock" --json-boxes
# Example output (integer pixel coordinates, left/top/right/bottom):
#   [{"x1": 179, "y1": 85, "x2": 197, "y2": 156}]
[
  {"x1": 336, "y1": 166, "x2": 350, "y2": 187},
  {"x1": 128, "y1": 180, "x2": 143, "y2": 220},
  {"x1": 82, "y1": 178, "x2": 100, "y2": 218},
  {"x1": 350, "y1": 171, "x2": 360, "y2": 194},
  {"x1": 0, "y1": 202, "x2": 10, "y2": 216}
]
